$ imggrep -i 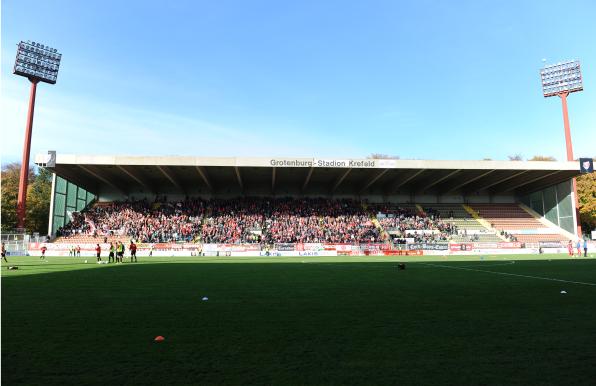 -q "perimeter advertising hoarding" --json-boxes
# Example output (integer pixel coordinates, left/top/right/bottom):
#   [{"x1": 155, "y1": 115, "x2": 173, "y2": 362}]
[
  {"x1": 295, "y1": 243, "x2": 324, "y2": 251},
  {"x1": 471, "y1": 242, "x2": 524, "y2": 249},
  {"x1": 27, "y1": 242, "x2": 204, "y2": 256},
  {"x1": 449, "y1": 243, "x2": 473, "y2": 252},
  {"x1": 29, "y1": 241, "x2": 529, "y2": 254},
  {"x1": 216, "y1": 244, "x2": 261, "y2": 252},
  {"x1": 152, "y1": 243, "x2": 202, "y2": 250},
  {"x1": 538, "y1": 241, "x2": 564, "y2": 248},
  {"x1": 274, "y1": 243, "x2": 295, "y2": 251},
  {"x1": 199, "y1": 244, "x2": 265, "y2": 253},
  {"x1": 28, "y1": 242, "x2": 590, "y2": 256},
  {"x1": 498, "y1": 242, "x2": 524, "y2": 249},
  {"x1": 29, "y1": 243, "x2": 103, "y2": 251},
  {"x1": 407, "y1": 243, "x2": 449, "y2": 251}
]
